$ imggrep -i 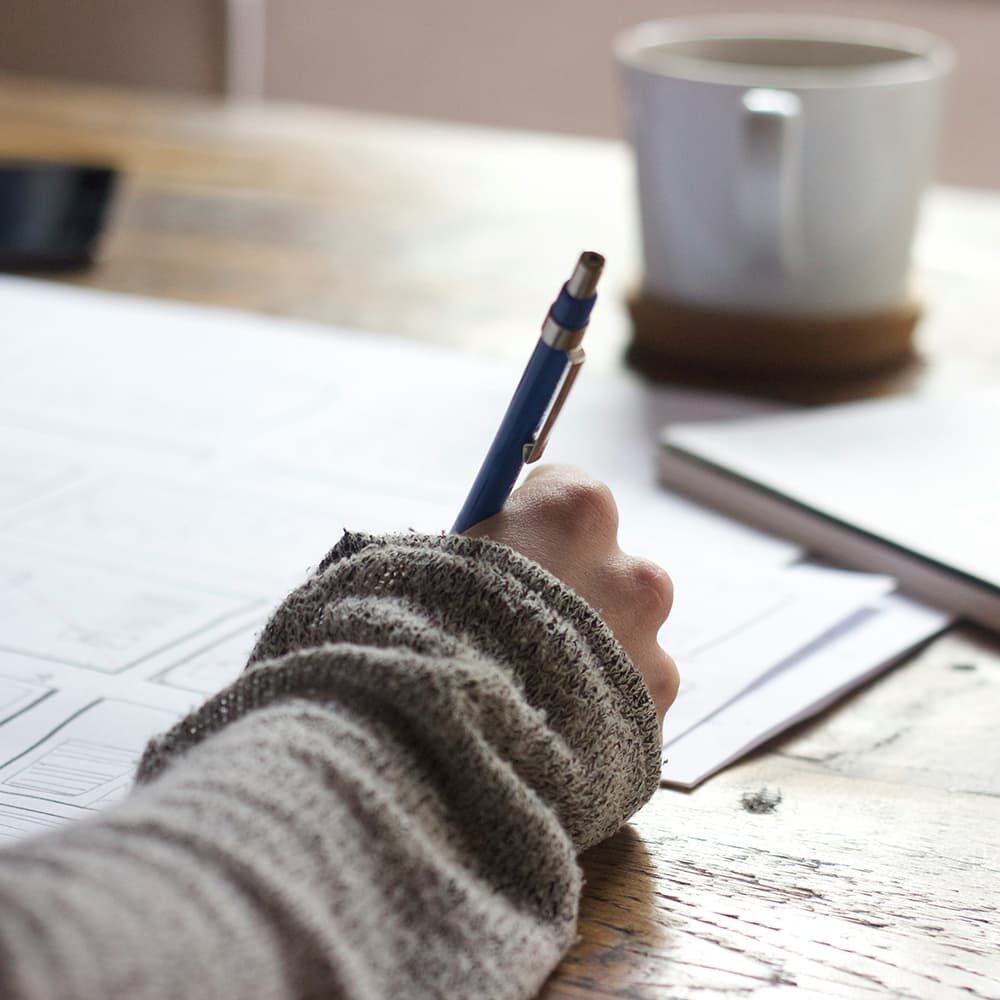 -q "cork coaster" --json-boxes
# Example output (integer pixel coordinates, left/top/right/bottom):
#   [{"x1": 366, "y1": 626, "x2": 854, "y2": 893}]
[{"x1": 626, "y1": 292, "x2": 922, "y2": 393}]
